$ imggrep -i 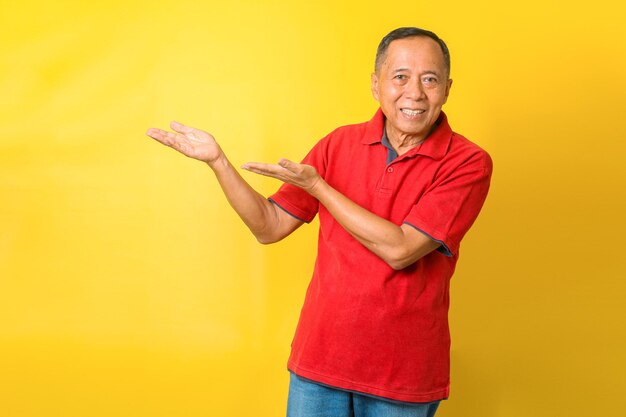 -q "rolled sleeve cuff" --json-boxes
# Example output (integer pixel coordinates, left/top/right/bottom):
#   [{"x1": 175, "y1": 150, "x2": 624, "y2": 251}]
[
  {"x1": 403, "y1": 221, "x2": 455, "y2": 257},
  {"x1": 268, "y1": 197, "x2": 315, "y2": 223}
]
